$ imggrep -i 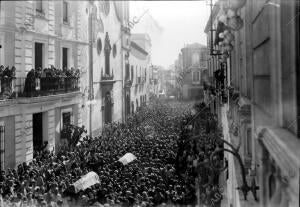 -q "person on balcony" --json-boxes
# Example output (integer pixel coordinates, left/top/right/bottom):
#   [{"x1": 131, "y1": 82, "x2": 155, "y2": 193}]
[{"x1": 24, "y1": 69, "x2": 36, "y2": 96}]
